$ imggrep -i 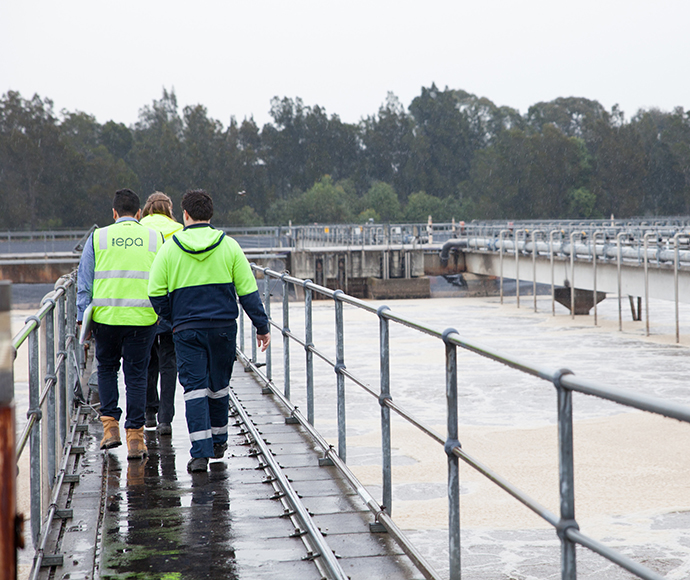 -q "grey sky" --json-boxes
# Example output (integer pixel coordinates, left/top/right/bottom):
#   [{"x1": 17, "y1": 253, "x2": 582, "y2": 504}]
[{"x1": 2, "y1": 0, "x2": 689, "y2": 129}]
